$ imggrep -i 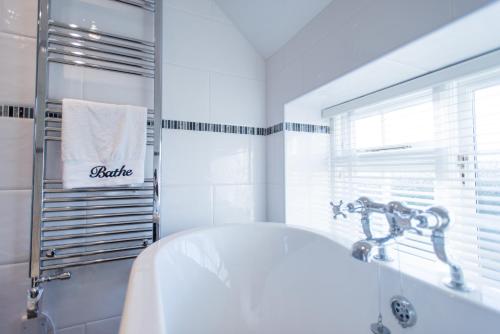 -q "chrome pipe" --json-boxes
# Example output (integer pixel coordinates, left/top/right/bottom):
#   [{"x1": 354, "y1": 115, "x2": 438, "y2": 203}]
[
  {"x1": 48, "y1": 20, "x2": 155, "y2": 47},
  {"x1": 48, "y1": 57, "x2": 155, "y2": 78},
  {"x1": 43, "y1": 195, "x2": 153, "y2": 203},
  {"x1": 48, "y1": 28, "x2": 154, "y2": 54},
  {"x1": 48, "y1": 47, "x2": 155, "y2": 70},
  {"x1": 48, "y1": 37, "x2": 154, "y2": 62},
  {"x1": 41, "y1": 236, "x2": 151, "y2": 251},
  {"x1": 151, "y1": 0, "x2": 163, "y2": 241},
  {"x1": 41, "y1": 254, "x2": 140, "y2": 271},
  {"x1": 45, "y1": 127, "x2": 155, "y2": 138},
  {"x1": 43, "y1": 203, "x2": 153, "y2": 213},
  {"x1": 29, "y1": 0, "x2": 51, "y2": 280},
  {"x1": 44, "y1": 135, "x2": 154, "y2": 145},
  {"x1": 107, "y1": 0, "x2": 155, "y2": 11},
  {"x1": 44, "y1": 126, "x2": 155, "y2": 137},
  {"x1": 42, "y1": 219, "x2": 153, "y2": 232},
  {"x1": 41, "y1": 245, "x2": 147, "y2": 261},
  {"x1": 44, "y1": 178, "x2": 153, "y2": 184},
  {"x1": 45, "y1": 99, "x2": 155, "y2": 114},
  {"x1": 42, "y1": 211, "x2": 153, "y2": 222},
  {"x1": 41, "y1": 227, "x2": 152, "y2": 241},
  {"x1": 43, "y1": 185, "x2": 153, "y2": 193}
]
